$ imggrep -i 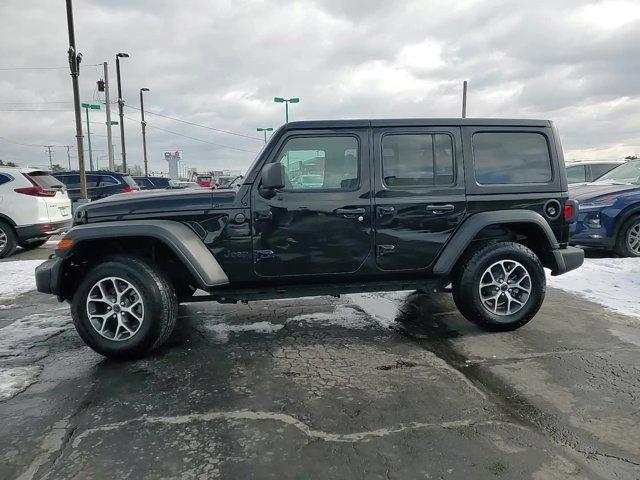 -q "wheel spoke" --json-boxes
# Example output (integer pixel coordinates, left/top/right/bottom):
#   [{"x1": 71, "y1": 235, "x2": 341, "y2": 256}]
[
  {"x1": 478, "y1": 259, "x2": 532, "y2": 317},
  {"x1": 86, "y1": 276, "x2": 144, "y2": 342}
]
